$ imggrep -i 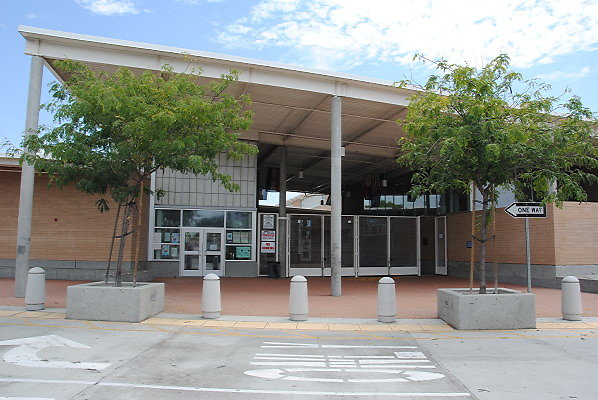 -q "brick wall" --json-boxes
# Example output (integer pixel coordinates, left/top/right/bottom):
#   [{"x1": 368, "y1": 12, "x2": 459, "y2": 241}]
[
  {"x1": 0, "y1": 170, "x2": 148, "y2": 263},
  {"x1": 447, "y1": 204, "x2": 557, "y2": 265},
  {"x1": 553, "y1": 202, "x2": 598, "y2": 265}
]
